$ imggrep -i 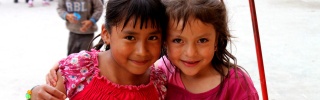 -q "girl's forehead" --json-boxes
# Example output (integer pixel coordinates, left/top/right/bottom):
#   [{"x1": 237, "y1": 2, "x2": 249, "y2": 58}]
[
  {"x1": 112, "y1": 18, "x2": 161, "y2": 34},
  {"x1": 168, "y1": 19, "x2": 184, "y2": 30},
  {"x1": 169, "y1": 18, "x2": 212, "y2": 31},
  {"x1": 117, "y1": 17, "x2": 161, "y2": 30}
]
